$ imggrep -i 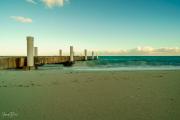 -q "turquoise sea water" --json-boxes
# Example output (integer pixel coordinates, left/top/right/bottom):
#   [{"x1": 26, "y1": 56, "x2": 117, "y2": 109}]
[{"x1": 39, "y1": 56, "x2": 180, "y2": 71}]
